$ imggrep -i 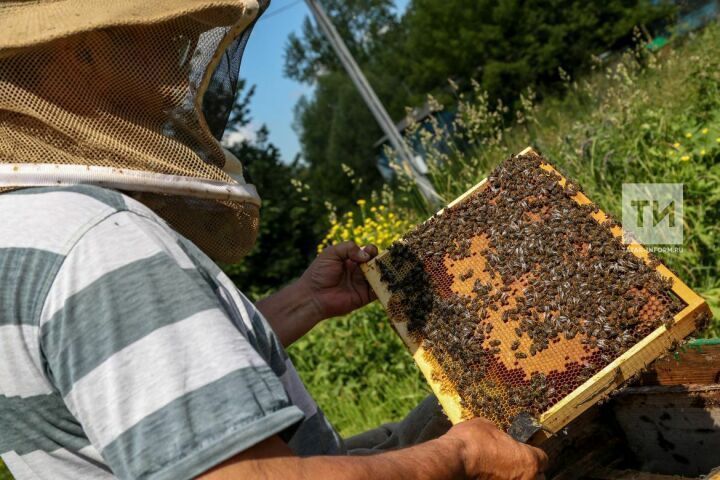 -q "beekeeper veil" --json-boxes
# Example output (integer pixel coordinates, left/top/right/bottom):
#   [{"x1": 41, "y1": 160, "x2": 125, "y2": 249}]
[{"x1": 0, "y1": 0, "x2": 269, "y2": 263}]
